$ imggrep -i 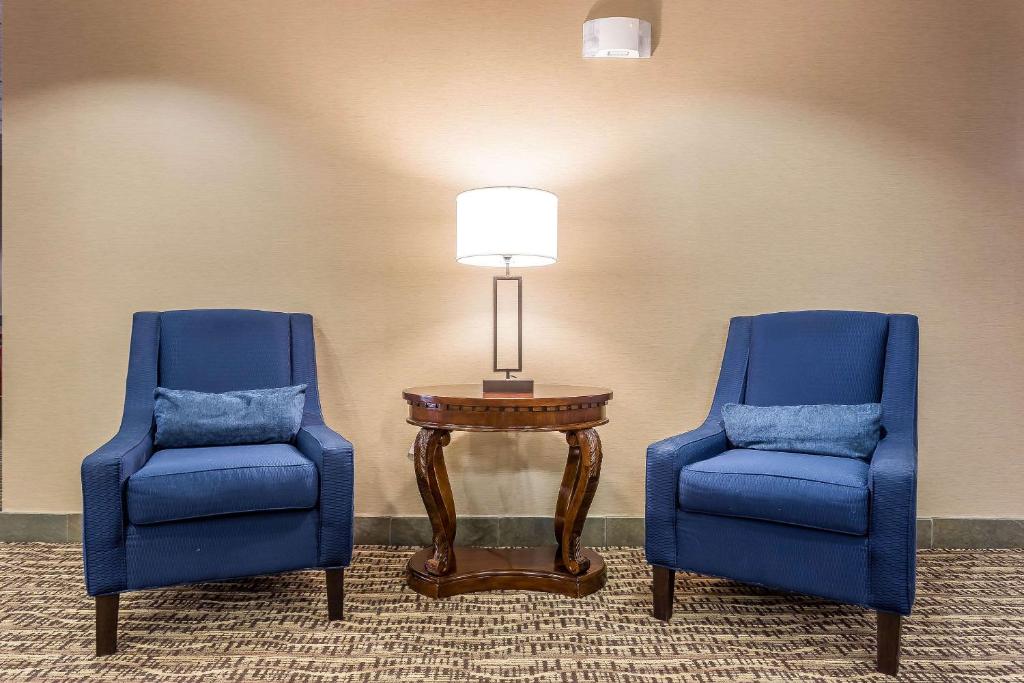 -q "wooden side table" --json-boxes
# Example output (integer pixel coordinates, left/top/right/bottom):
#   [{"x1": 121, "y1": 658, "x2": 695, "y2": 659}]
[{"x1": 402, "y1": 384, "x2": 613, "y2": 598}]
